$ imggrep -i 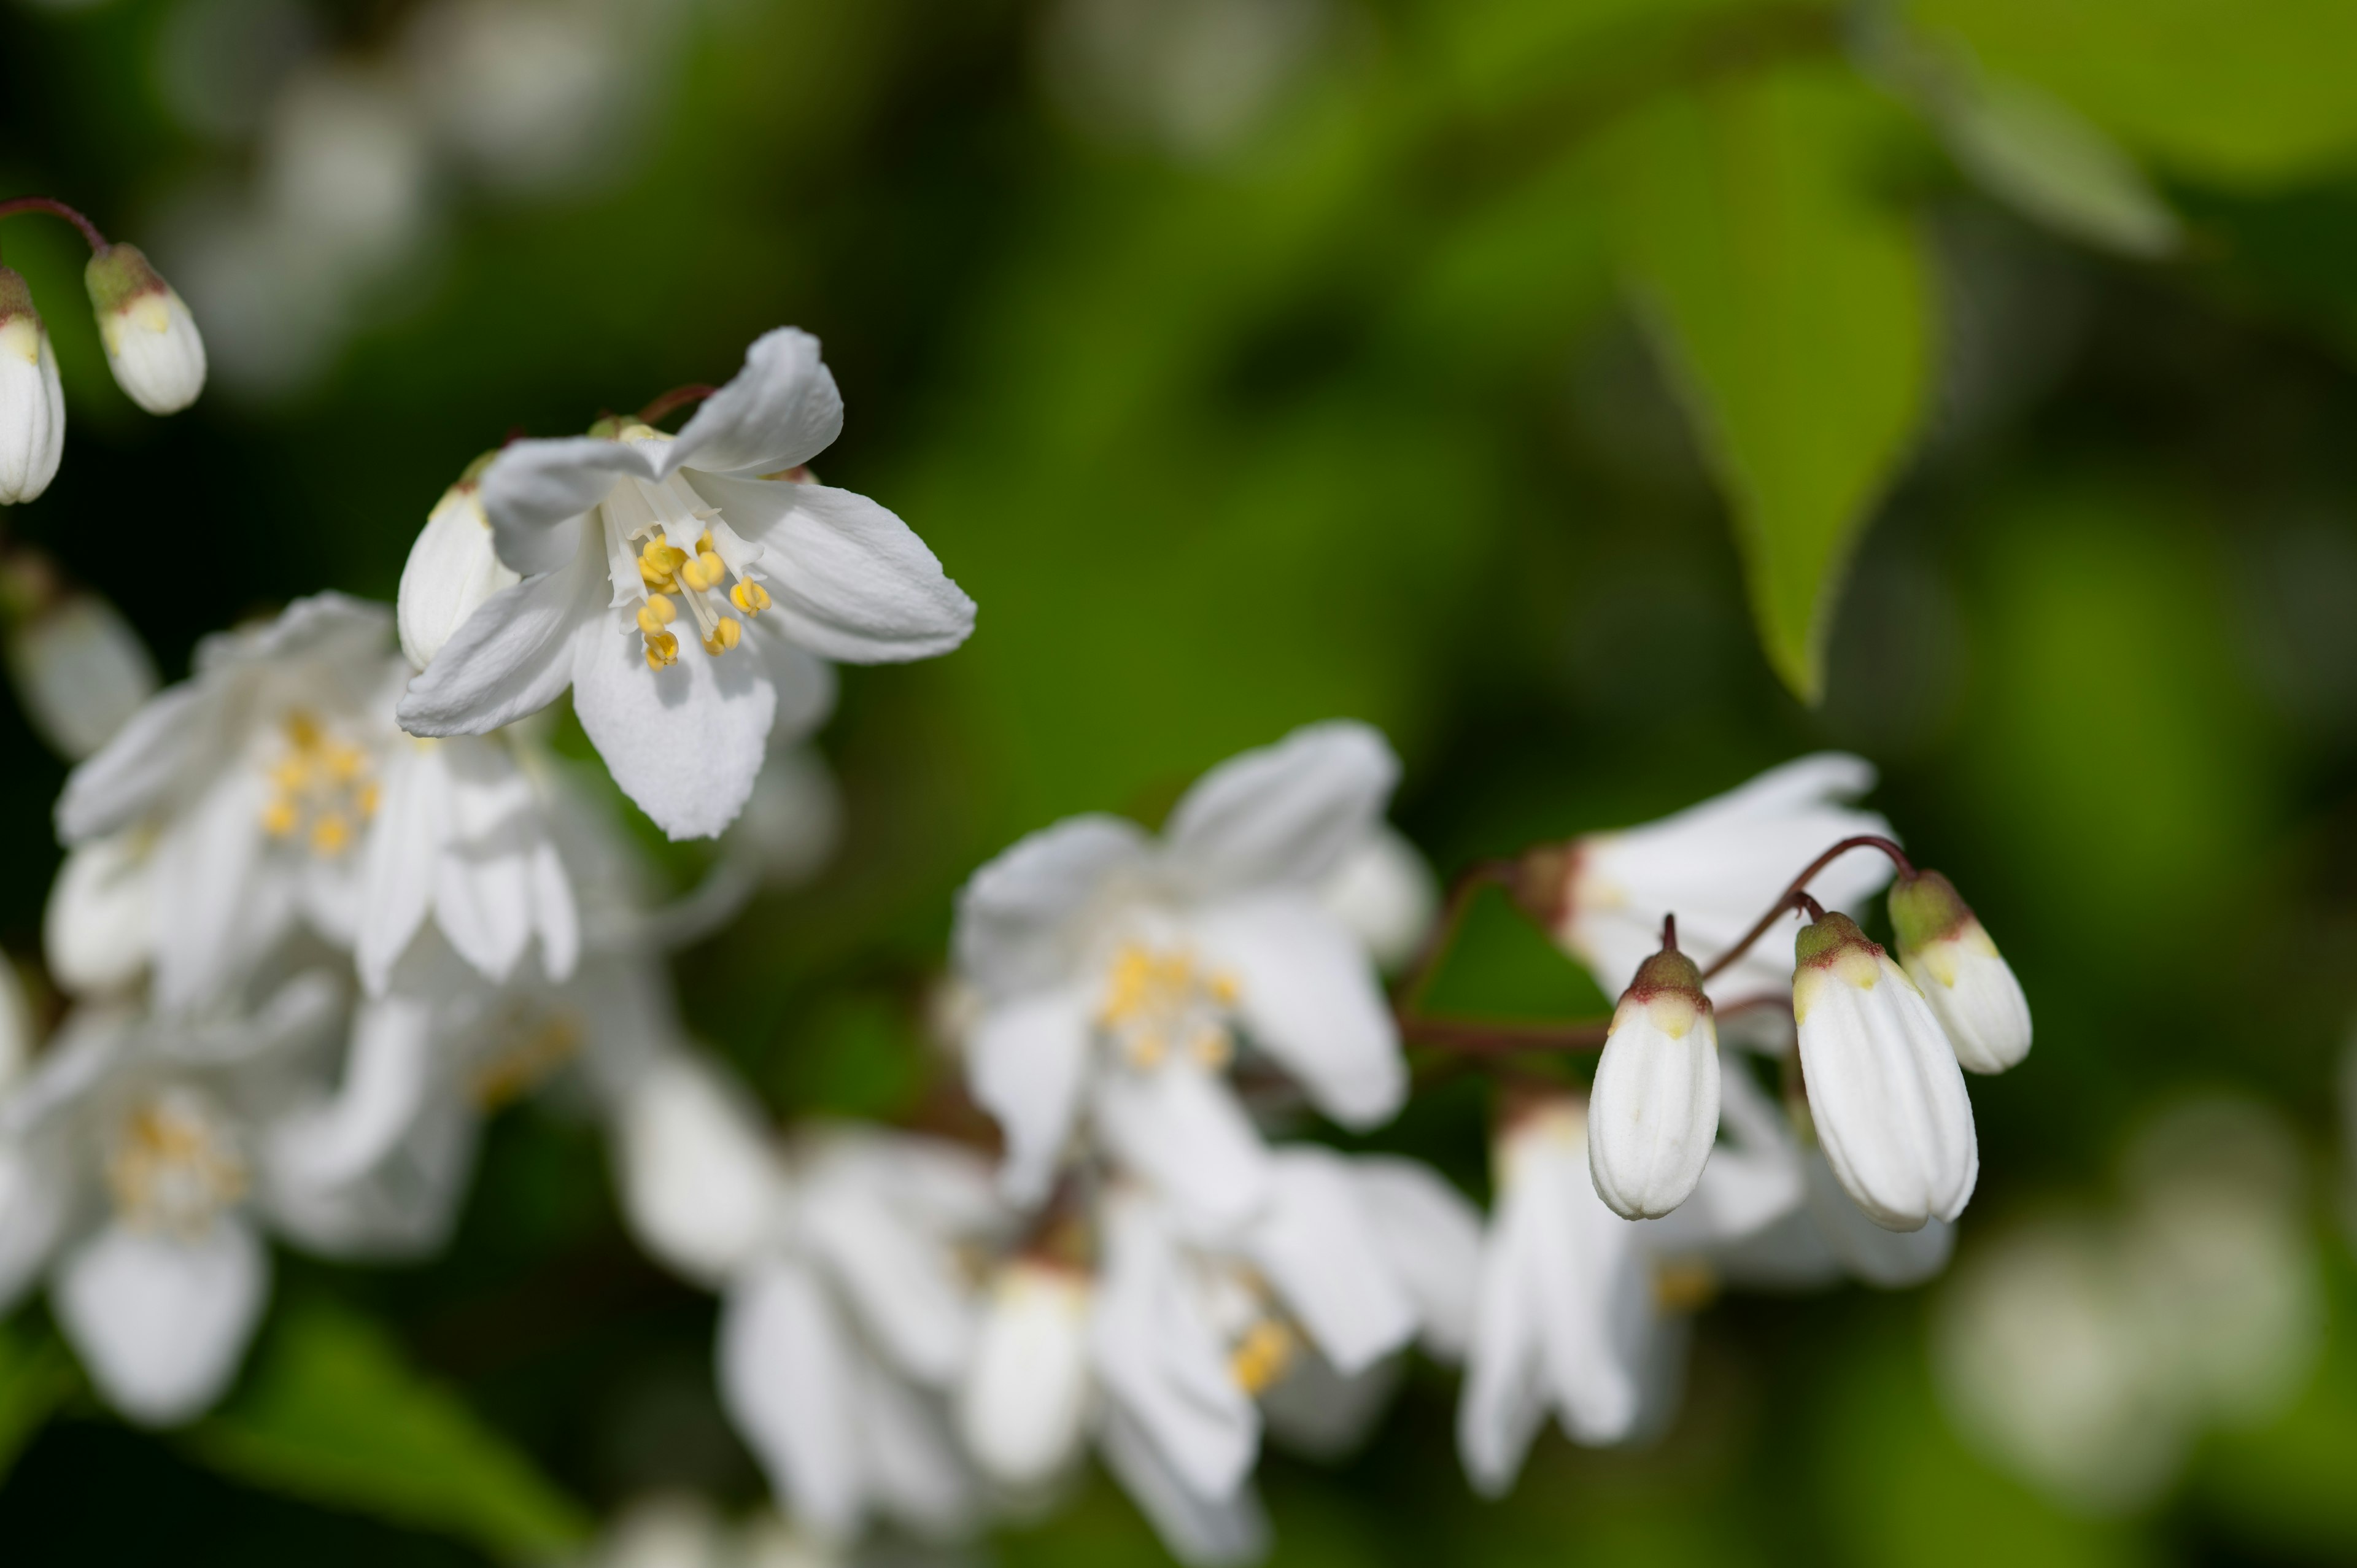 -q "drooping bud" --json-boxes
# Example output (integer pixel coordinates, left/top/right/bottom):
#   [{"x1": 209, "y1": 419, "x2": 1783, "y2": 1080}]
[
  {"x1": 1889, "y1": 869, "x2": 2031, "y2": 1074},
  {"x1": 1793, "y1": 911, "x2": 1978, "y2": 1232},
  {"x1": 958, "y1": 1257, "x2": 1094, "y2": 1488},
  {"x1": 84, "y1": 244, "x2": 206, "y2": 415},
  {"x1": 396, "y1": 452, "x2": 519, "y2": 669},
  {"x1": 2, "y1": 555, "x2": 158, "y2": 760},
  {"x1": 1589, "y1": 935, "x2": 1720, "y2": 1220},
  {"x1": 0, "y1": 268, "x2": 65, "y2": 504}
]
